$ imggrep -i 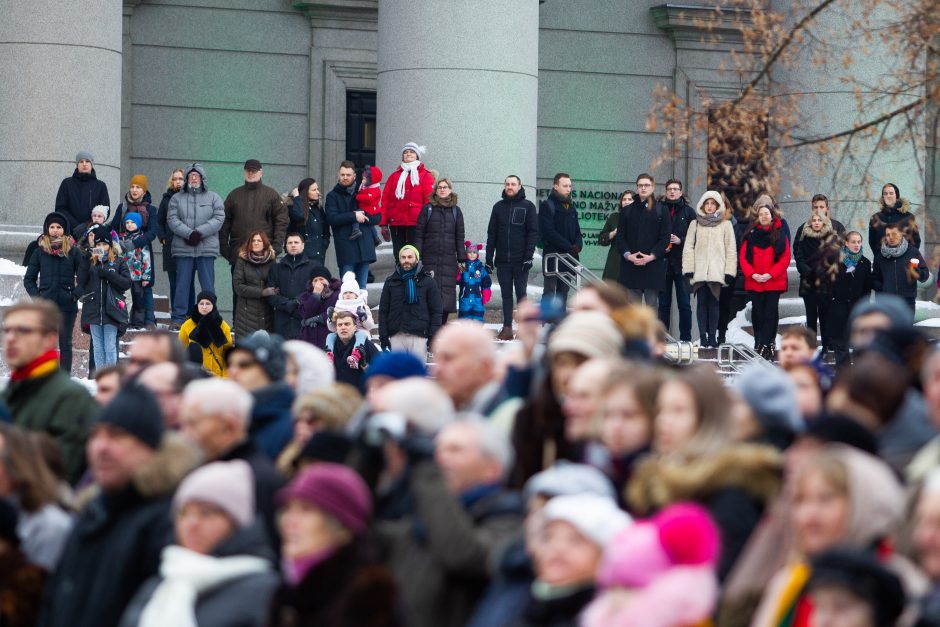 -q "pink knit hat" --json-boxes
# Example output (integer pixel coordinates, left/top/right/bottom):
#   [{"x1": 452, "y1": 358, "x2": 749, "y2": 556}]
[
  {"x1": 276, "y1": 463, "x2": 372, "y2": 535},
  {"x1": 597, "y1": 502, "x2": 720, "y2": 589}
]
